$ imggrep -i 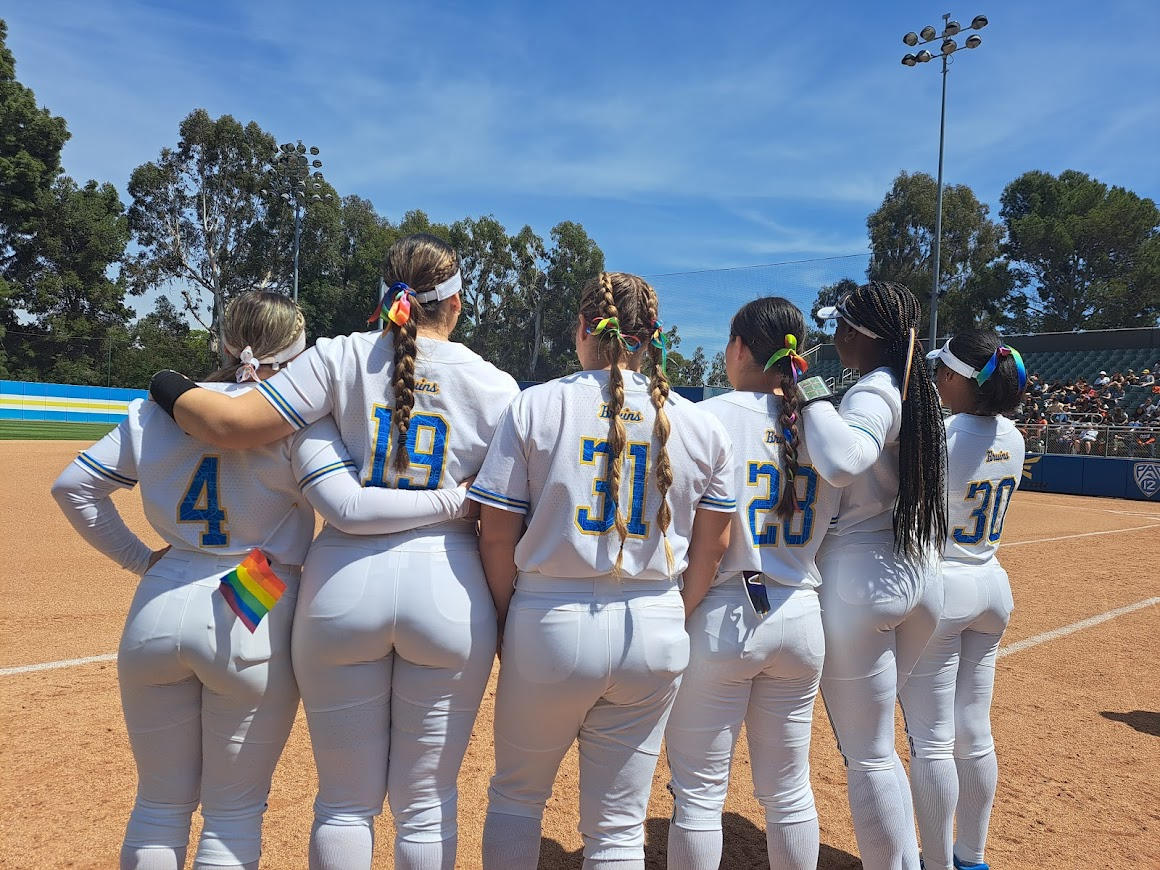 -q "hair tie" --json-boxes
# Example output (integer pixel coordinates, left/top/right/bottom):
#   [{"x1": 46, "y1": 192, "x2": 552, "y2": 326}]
[
  {"x1": 588, "y1": 316, "x2": 645, "y2": 353},
  {"x1": 650, "y1": 320, "x2": 668, "y2": 374},
  {"x1": 235, "y1": 346, "x2": 260, "y2": 383},
  {"x1": 763, "y1": 334, "x2": 810, "y2": 383},
  {"x1": 367, "y1": 282, "x2": 417, "y2": 327},
  {"x1": 976, "y1": 343, "x2": 1027, "y2": 391},
  {"x1": 900, "y1": 328, "x2": 916, "y2": 401}
]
